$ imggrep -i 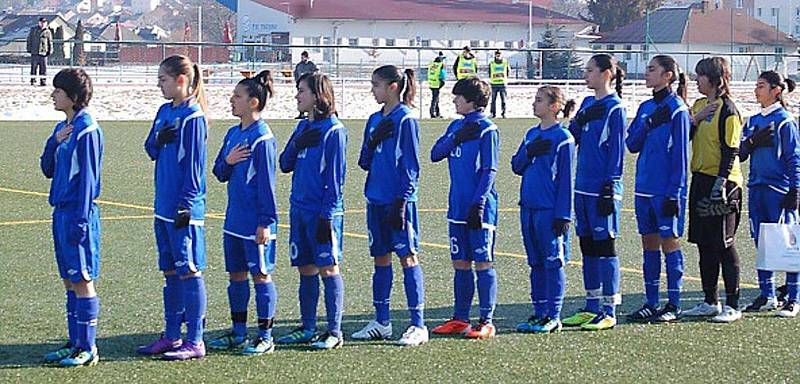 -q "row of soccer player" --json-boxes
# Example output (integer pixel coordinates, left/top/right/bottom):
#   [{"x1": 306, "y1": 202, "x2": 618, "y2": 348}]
[{"x1": 39, "y1": 52, "x2": 799, "y2": 367}]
